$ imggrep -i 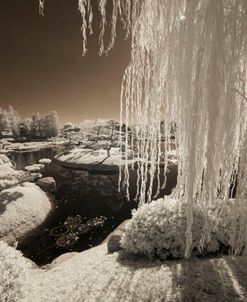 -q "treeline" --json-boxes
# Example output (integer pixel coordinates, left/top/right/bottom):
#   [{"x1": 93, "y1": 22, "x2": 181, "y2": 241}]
[{"x1": 0, "y1": 106, "x2": 60, "y2": 139}]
